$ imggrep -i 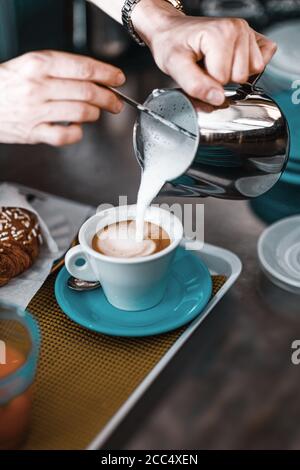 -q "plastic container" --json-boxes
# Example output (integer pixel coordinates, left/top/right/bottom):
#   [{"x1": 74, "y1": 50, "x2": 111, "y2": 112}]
[{"x1": 0, "y1": 303, "x2": 40, "y2": 449}]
